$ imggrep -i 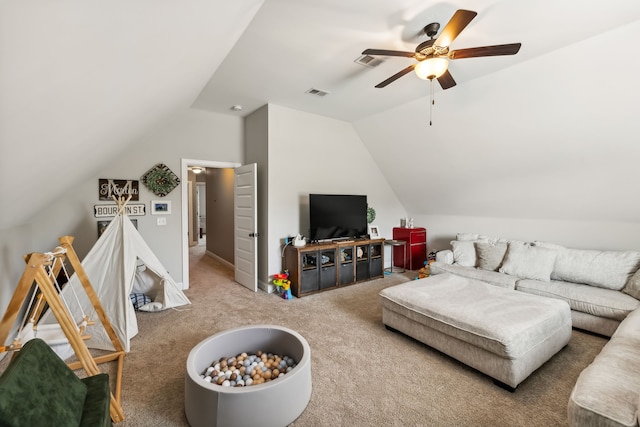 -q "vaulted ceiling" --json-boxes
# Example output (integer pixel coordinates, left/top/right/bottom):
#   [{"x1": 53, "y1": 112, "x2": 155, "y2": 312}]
[
  {"x1": 193, "y1": 0, "x2": 640, "y2": 121},
  {"x1": 2, "y1": 0, "x2": 640, "y2": 230}
]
